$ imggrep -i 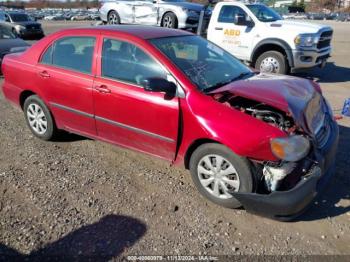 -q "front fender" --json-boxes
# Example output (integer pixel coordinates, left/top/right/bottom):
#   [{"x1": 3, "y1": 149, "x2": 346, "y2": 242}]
[{"x1": 184, "y1": 92, "x2": 287, "y2": 161}]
